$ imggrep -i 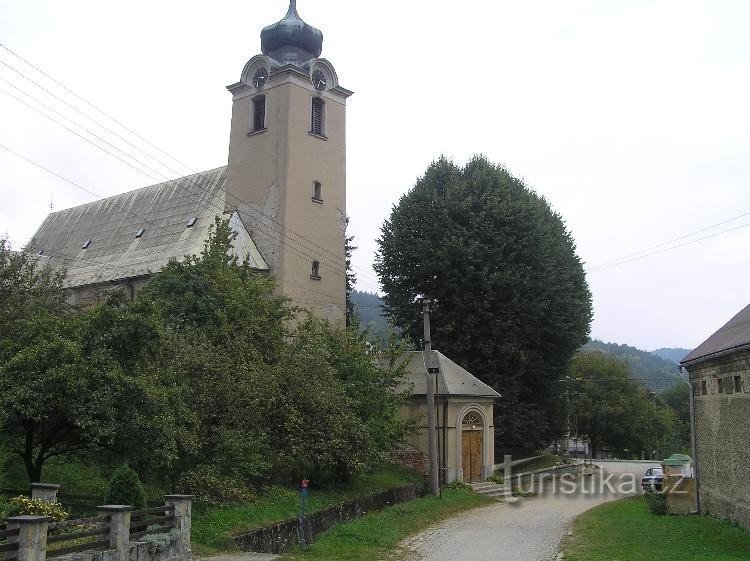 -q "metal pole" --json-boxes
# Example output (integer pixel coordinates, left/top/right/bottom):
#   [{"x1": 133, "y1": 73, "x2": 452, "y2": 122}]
[{"x1": 423, "y1": 300, "x2": 440, "y2": 497}]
